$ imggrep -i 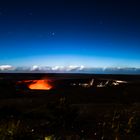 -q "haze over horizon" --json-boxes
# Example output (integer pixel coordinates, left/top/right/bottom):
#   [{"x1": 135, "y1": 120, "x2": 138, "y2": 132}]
[{"x1": 0, "y1": 0, "x2": 140, "y2": 69}]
